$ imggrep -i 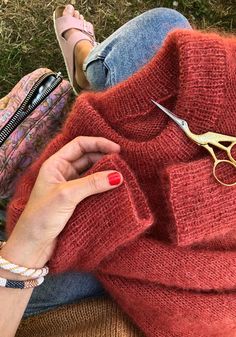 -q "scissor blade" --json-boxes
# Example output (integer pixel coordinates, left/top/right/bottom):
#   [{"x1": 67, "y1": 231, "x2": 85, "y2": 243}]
[{"x1": 151, "y1": 99, "x2": 188, "y2": 132}]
